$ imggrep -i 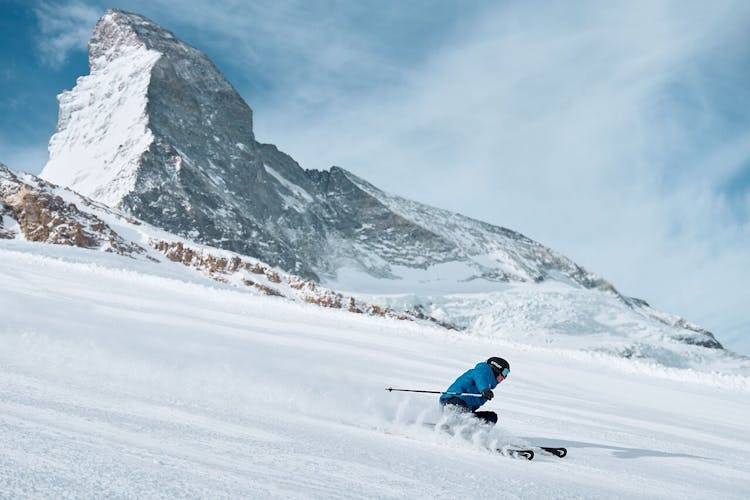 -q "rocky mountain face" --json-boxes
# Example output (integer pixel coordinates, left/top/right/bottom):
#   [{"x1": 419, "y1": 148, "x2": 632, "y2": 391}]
[
  {"x1": 1, "y1": 162, "x2": 432, "y2": 324},
  {"x1": 37, "y1": 10, "x2": 723, "y2": 352},
  {"x1": 40, "y1": 9, "x2": 607, "y2": 286}
]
